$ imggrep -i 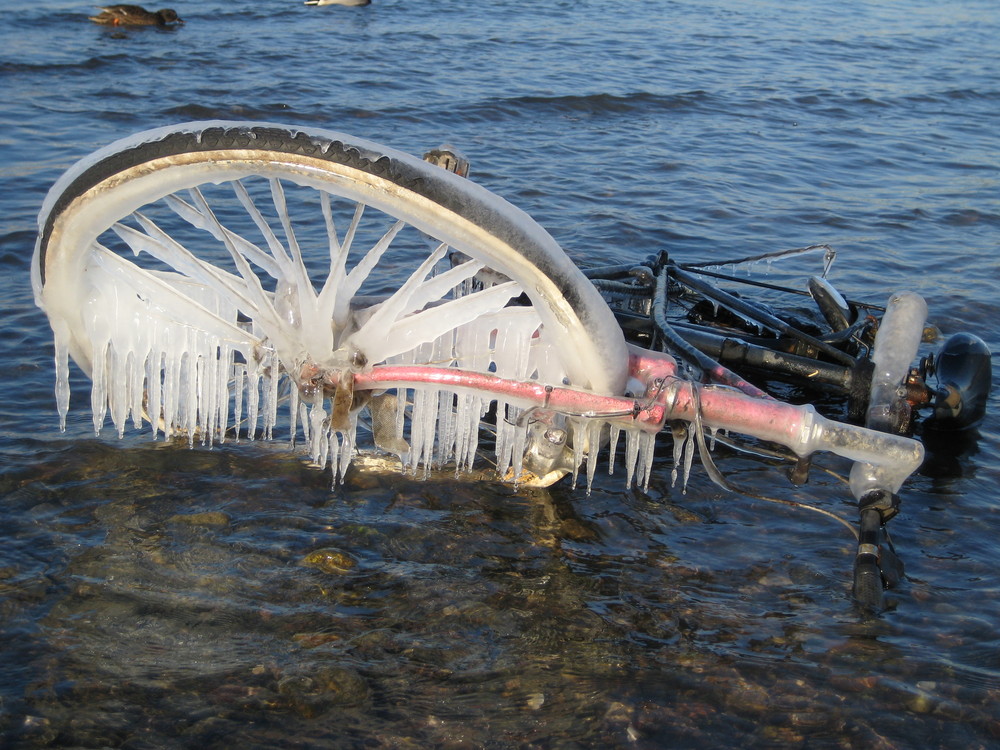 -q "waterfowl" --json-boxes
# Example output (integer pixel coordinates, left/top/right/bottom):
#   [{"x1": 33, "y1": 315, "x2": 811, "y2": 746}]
[
  {"x1": 89, "y1": 5, "x2": 184, "y2": 26},
  {"x1": 304, "y1": 0, "x2": 371, "y2": 6}
]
